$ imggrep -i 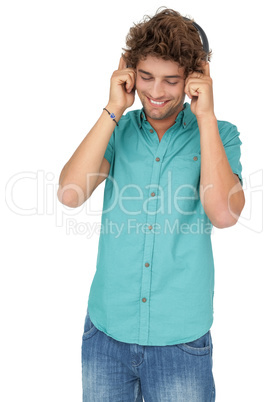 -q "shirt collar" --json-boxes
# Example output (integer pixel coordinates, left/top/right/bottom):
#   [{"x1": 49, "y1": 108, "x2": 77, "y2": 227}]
[{"x1": 138, "y1": 102, "x2": 195, "y2": 129}]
